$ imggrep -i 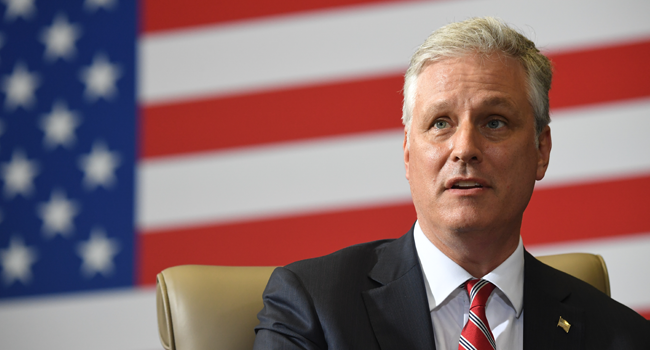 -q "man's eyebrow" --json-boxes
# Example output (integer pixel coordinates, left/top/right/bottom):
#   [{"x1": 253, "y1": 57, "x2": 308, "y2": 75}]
[
  {"x1": 426, "y1": 97, "x2": 516, "y2": 113},
  {"x1": 427, "y1": 100, "x2": 451, "y2": 112},
  {"x1": 480, "y1": 96, "x2": 517, "y2": 108}
]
